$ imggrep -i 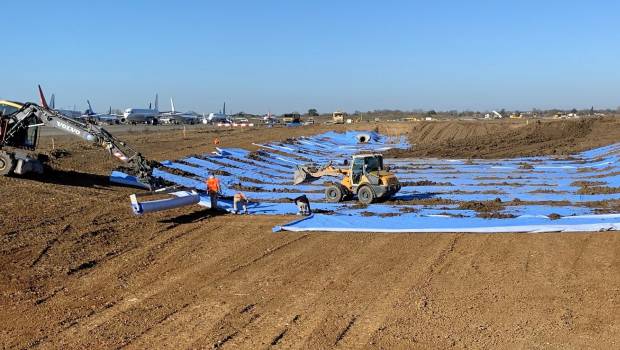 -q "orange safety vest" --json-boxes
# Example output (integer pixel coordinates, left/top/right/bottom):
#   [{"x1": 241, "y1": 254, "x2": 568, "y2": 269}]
[
  {"x1": 206, "y1": 177, "x2": 220, "y2": 192},
  {"x1": 234, "y1": 192, "x2": 247, "y2": 201}
]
